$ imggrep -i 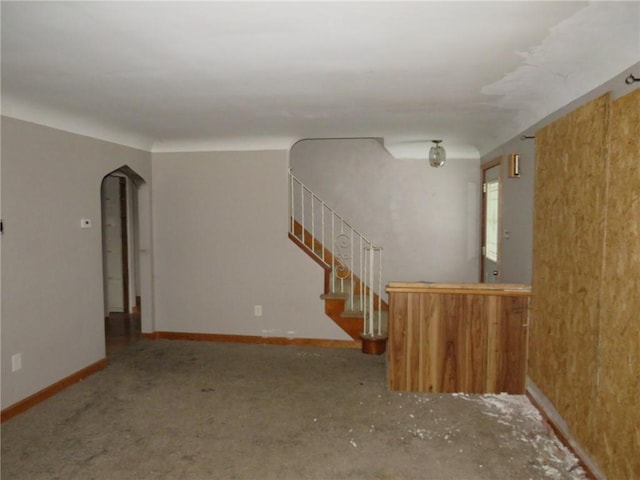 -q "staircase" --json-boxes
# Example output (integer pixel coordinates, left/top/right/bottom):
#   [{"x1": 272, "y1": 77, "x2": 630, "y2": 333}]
[{"x1": 288, "y1": 171, "x2": 388, "y2": 350}]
